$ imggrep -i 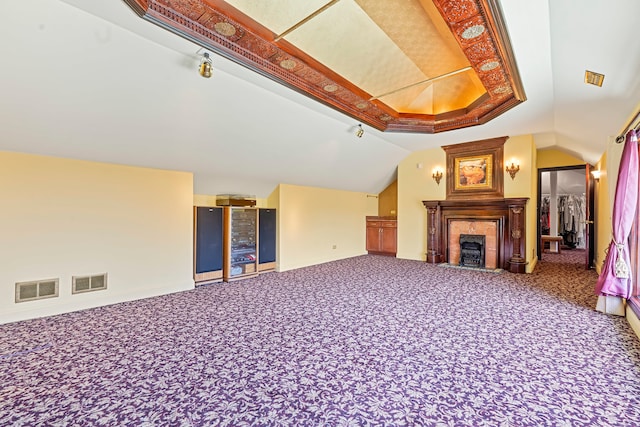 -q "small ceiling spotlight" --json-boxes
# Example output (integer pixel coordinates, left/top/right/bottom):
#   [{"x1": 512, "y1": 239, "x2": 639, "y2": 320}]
[
  {"x1": 199, "y1": 51, "x2": 213, "y2": 78},
  {"x1": 355, "y1": 124, "x2": 364, "y2": 138}
]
